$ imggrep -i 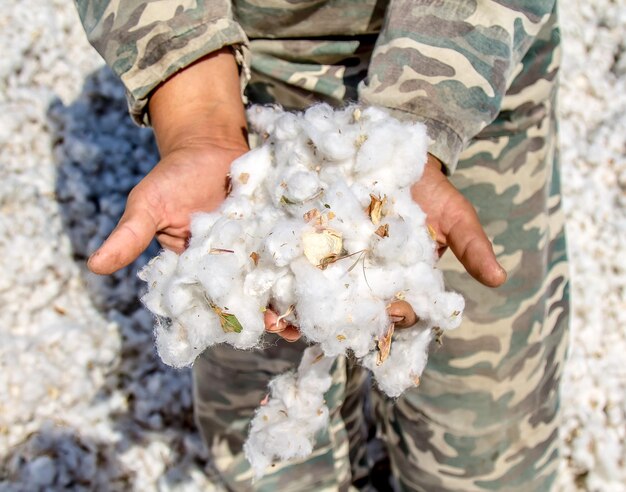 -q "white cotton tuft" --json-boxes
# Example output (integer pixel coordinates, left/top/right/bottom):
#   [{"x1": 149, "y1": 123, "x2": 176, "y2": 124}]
[
  {"x1": 139, "y1": 104, "x2": 464, "y2": 475},
  {"x1": 230, "y1": 145, "x2": 273, "y2": 198},
  {"x1": 243, "y1": 346, "x2": 335, "y2": 478},
  {"x1": 364, "y1": 327, "x2": 434, "y2": 397}
]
